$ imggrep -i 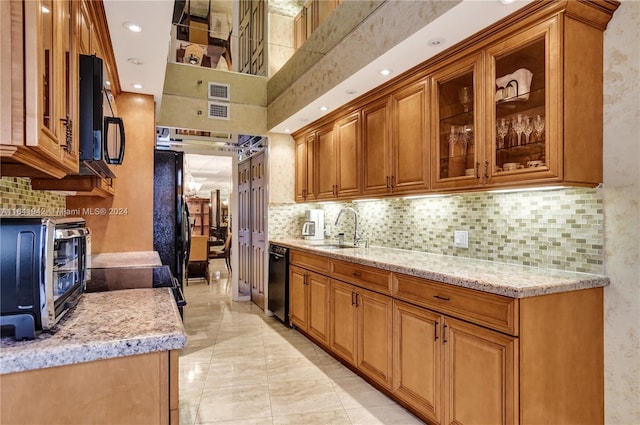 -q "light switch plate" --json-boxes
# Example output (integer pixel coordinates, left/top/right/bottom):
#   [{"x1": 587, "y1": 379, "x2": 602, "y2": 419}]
[{"x1": 454, "y1": 230, "x2": 469, "y2": 249}]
